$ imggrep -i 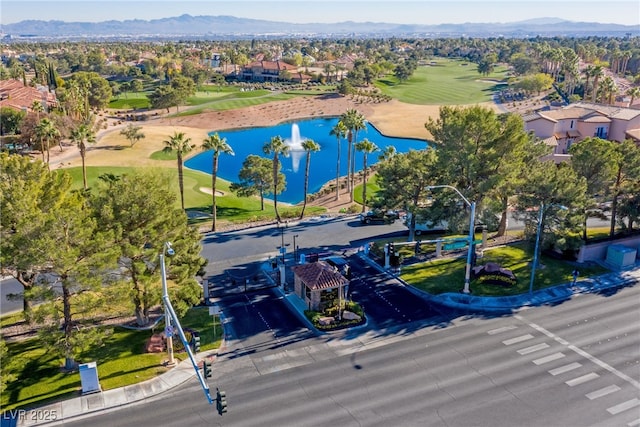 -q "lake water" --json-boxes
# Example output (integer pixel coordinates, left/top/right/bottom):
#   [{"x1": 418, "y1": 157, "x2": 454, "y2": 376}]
[{"x1": 185, "y1": 117, "x2": 428, "y2": 204}]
